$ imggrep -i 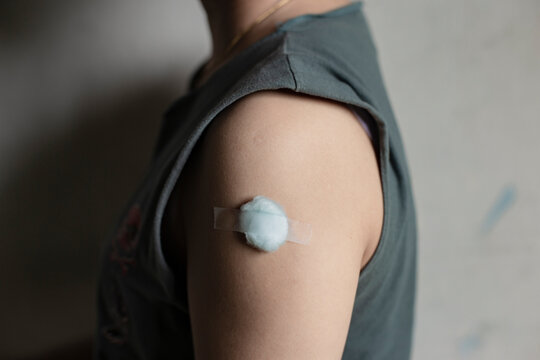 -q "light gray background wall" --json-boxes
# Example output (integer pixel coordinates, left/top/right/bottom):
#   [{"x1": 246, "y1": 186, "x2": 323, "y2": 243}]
[{"x1": 1, "y1": 0, "x2": 538, "y2": 359}]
